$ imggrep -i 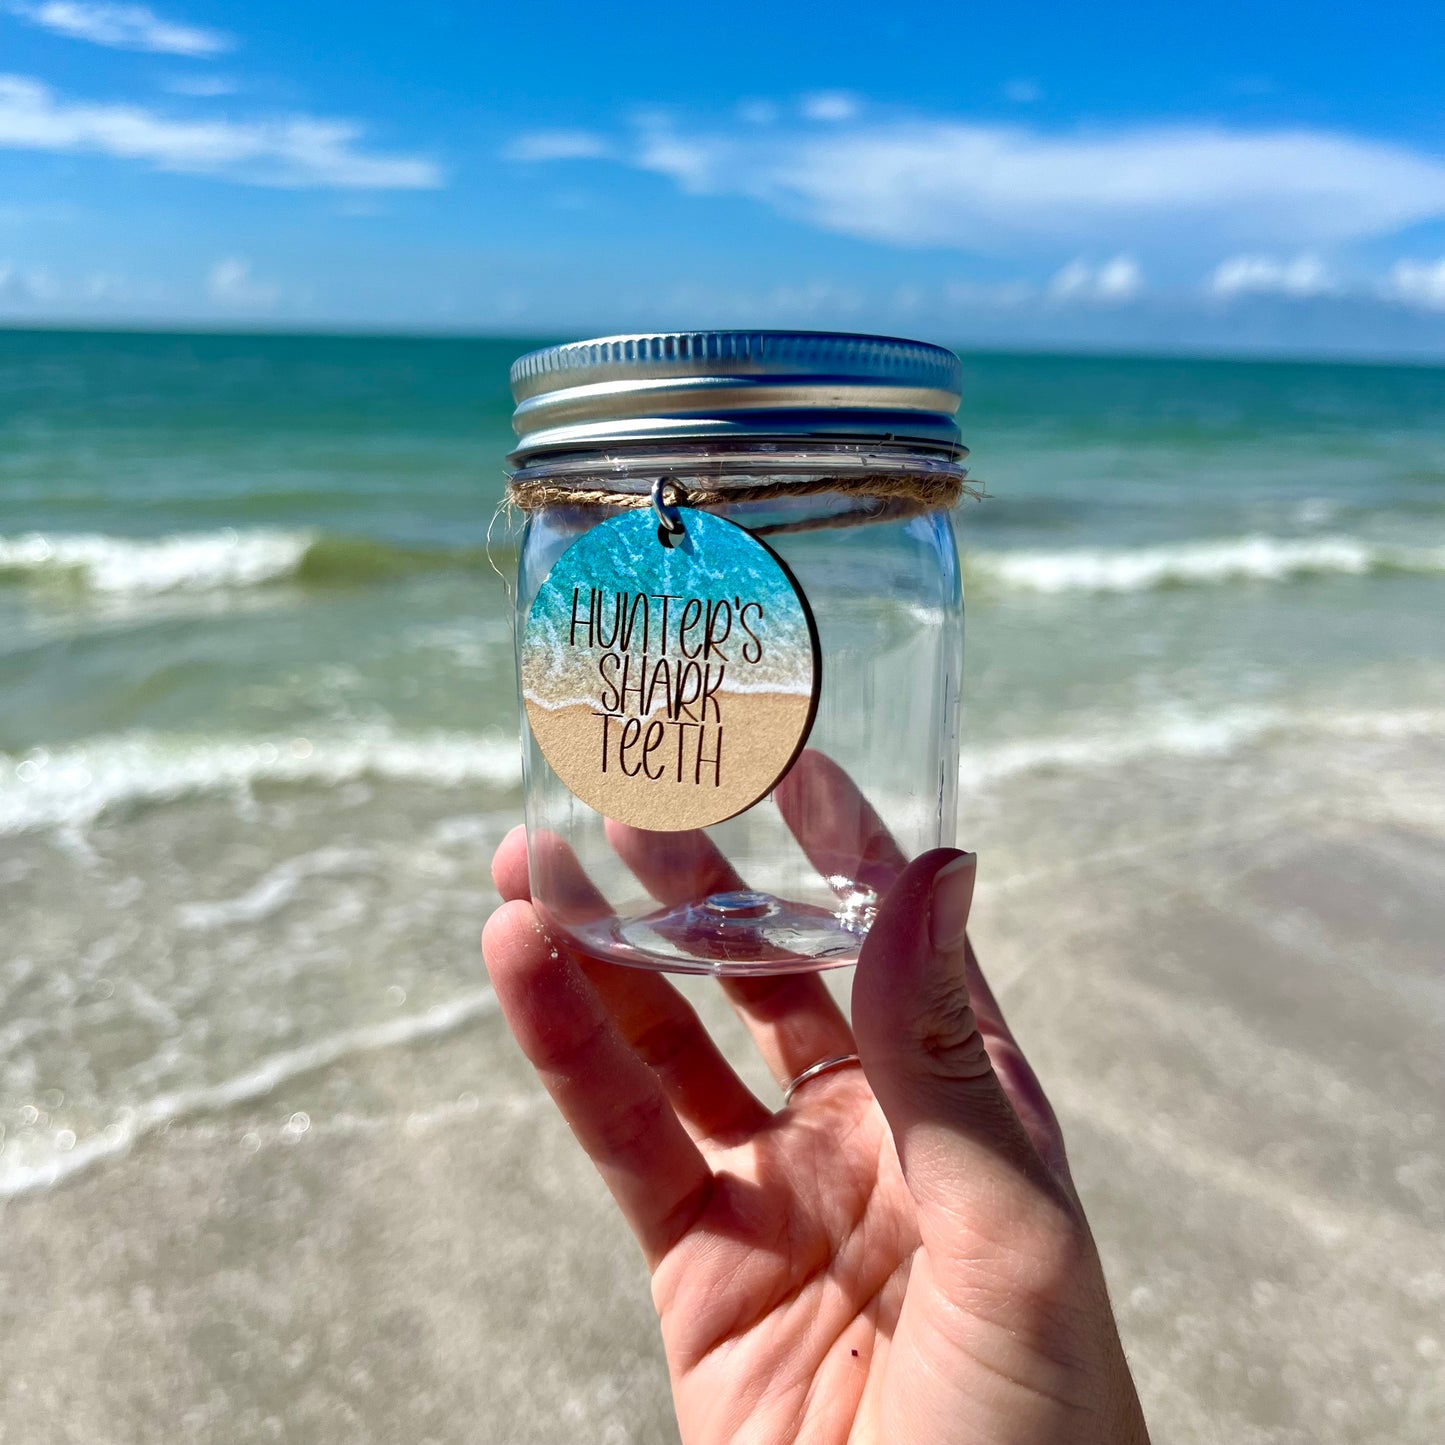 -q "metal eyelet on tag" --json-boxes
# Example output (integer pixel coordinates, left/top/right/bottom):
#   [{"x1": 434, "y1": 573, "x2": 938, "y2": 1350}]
[{"x1": 651, "y1": 477, "x2": 688, "y2": 548}]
